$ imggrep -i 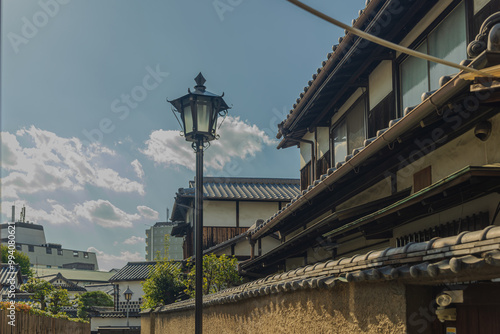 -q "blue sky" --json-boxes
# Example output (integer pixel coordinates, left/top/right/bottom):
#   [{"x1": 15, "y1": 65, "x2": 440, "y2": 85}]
[{"x1": 1, "y1": 0, "x2": 366, "y2": 270}]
